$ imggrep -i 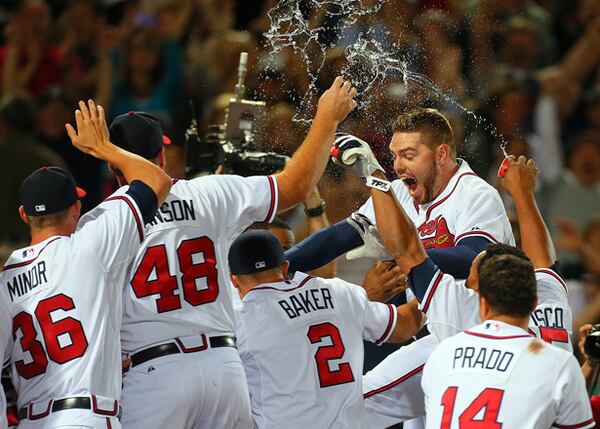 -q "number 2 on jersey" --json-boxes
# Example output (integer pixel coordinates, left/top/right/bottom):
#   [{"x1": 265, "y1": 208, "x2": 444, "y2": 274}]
[
  {"x1": 307, "y1": 322, "x2": 354, "y2": 388},
  {"x1": 440, "y1": 386, "x2": 504, "y2": 428},
  {"x1": 131, "y1": 236, "x2": 219, "y2": 313},
  {"x1": 13, "y1": 294, "x2": 89, "y2": 379}
]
